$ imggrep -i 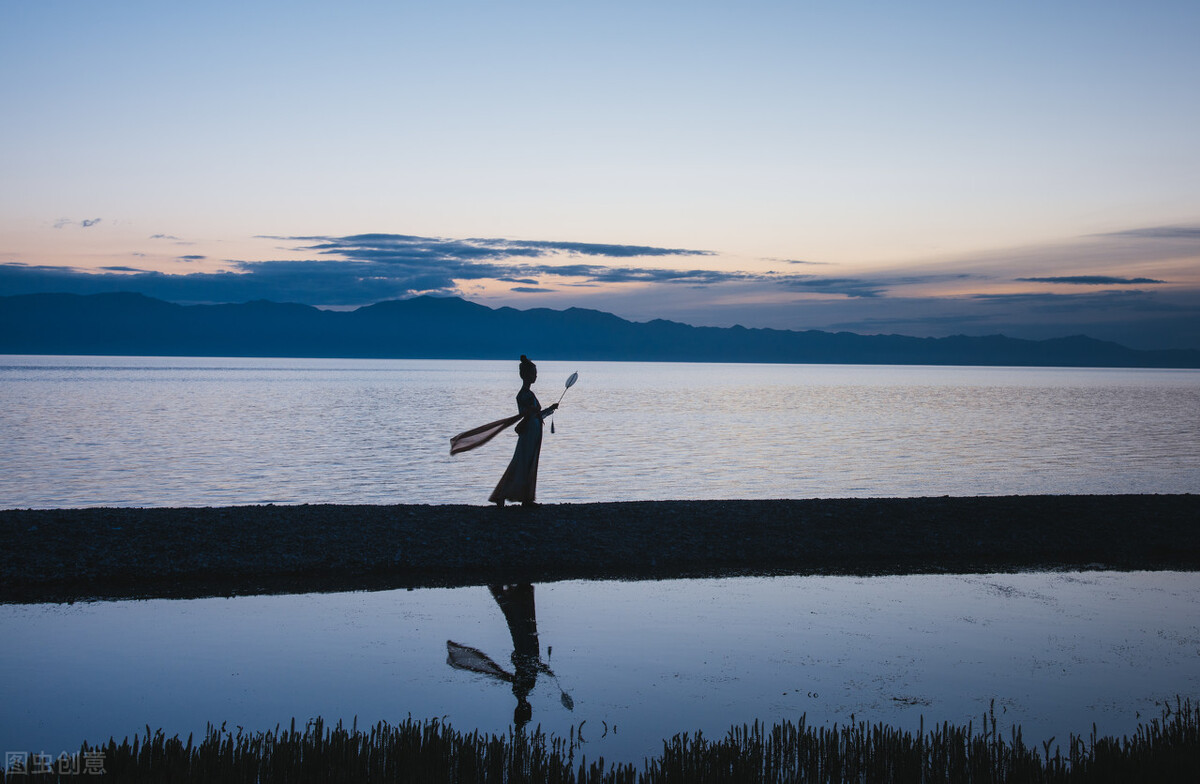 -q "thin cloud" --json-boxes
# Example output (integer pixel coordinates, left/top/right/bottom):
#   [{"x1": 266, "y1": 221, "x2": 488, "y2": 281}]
[
  {"x1": 779, "y1": 276, "x2": 887, "y2": 298},
  {"x1": 150, "y1": 234, "x2": 195, "y2": 245},
  {"x1": 53, "y1": 218, "x2": 102, "y2": 229},
  {"x1": 1094, "y1": 225, "x2": 1200, "y2": 240},
  {"x1": 293, "y1": 233, "x2": 714, "y2": 261},
  {"x1": 1017, "y1": 276, "x2": 1166, "y2": 285},
  {"x1": 509, "y1": 239, "x2": 712, "y2": 258},
  {"x1": 2, "y1": 262, "x2": 86, "y2": 272},
  {"x1": 967, "y1": 290, "x2": 1186, "y2": 314},
  {"x1": 537, "y1": 263, "x2": 757, "y2": 285},
  {"x1": 510, "y1": 286, "x2": 553, "y2": 293},
  {"x1": 775, "y1": 273, "x2": 981, "y2": 299}
]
